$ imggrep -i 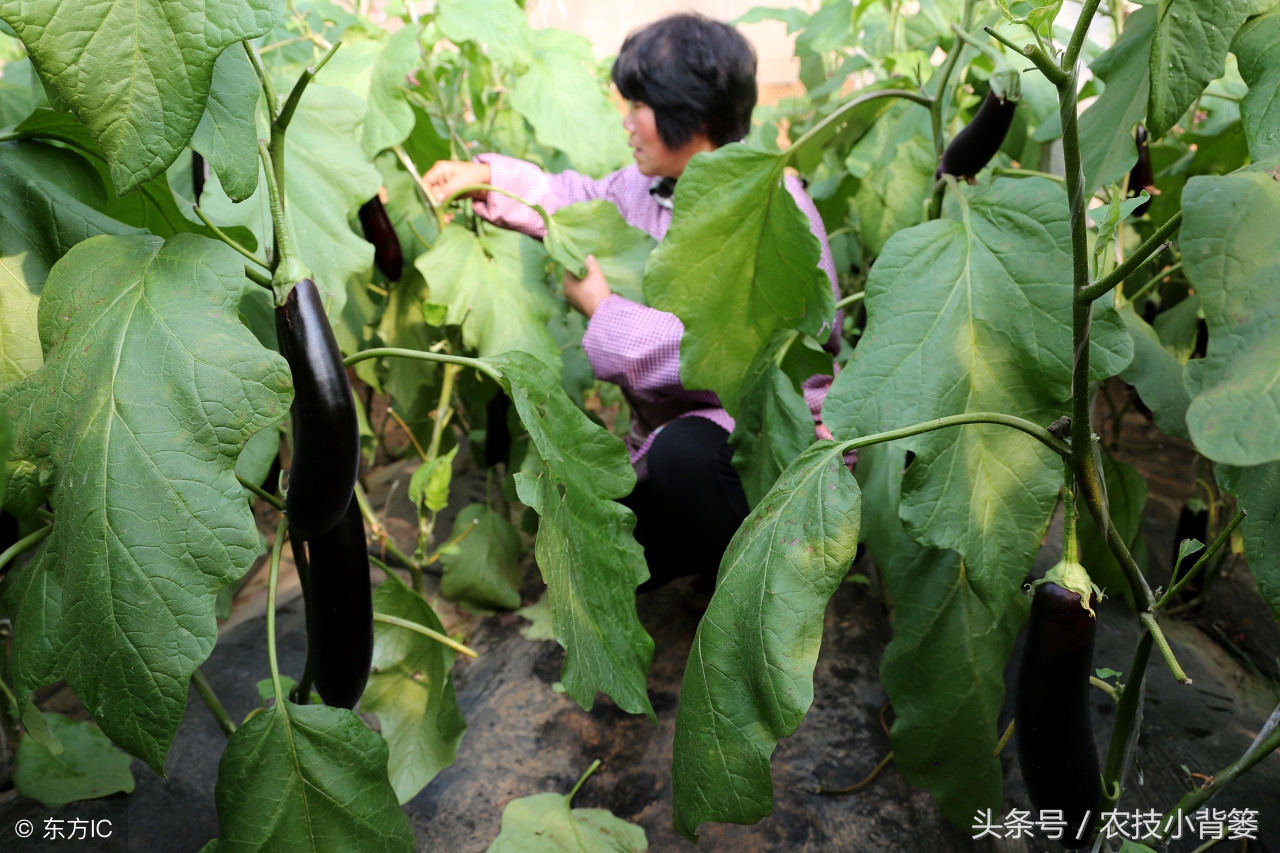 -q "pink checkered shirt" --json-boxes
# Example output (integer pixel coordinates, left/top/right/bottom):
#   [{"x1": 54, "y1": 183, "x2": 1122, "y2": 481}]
[{"x1": 473, "y1": 153, "x2": 841, "y2": 476}]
